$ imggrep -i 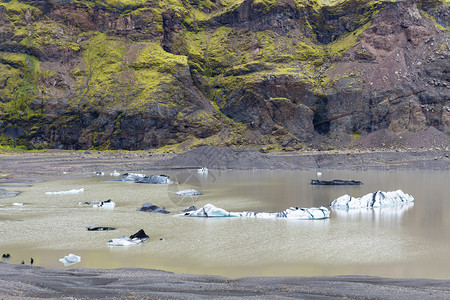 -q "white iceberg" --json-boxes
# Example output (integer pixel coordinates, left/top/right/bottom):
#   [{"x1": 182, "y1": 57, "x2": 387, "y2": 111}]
[
  {"x1": 177, "y1": 204, "x2": 330, "y2": 220},
  {"x1": 176, "y1": 189, "x2": 203, "y2": 196},
  {"x1": 110, "y1": 170, "x2": 121, "y2": 176},
  {"x1": 59, "y1": 254, "x2": 81, "y2": 266},
  {"x1": 93, "y1": 199, "x2": 116, "y2": 209},
  {"x1": 107, "y1": 229, "x2": 149, "y2": 246},
  {"x1": 45, "y1": 188, "x2": 84, "y2": 195},
  {"x1": 12, "y1": 202, "x2": 24, "y2": 206},
  {"x1": 330, "y1": 190, "x2": 414, "y2": 209},
  {"x1": 197, "y1": 167, "x2": 208, "y2": 174}
]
